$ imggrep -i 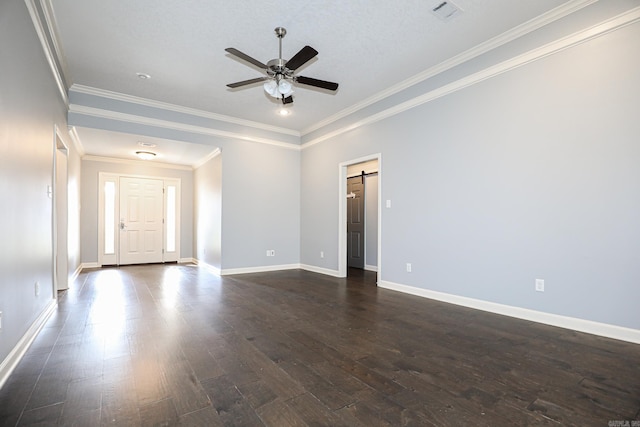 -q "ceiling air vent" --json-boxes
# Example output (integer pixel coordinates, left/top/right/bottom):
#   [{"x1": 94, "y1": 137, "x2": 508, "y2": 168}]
[{"x1": 431, "y1": 1, "x2": 462, "y2": 21}]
